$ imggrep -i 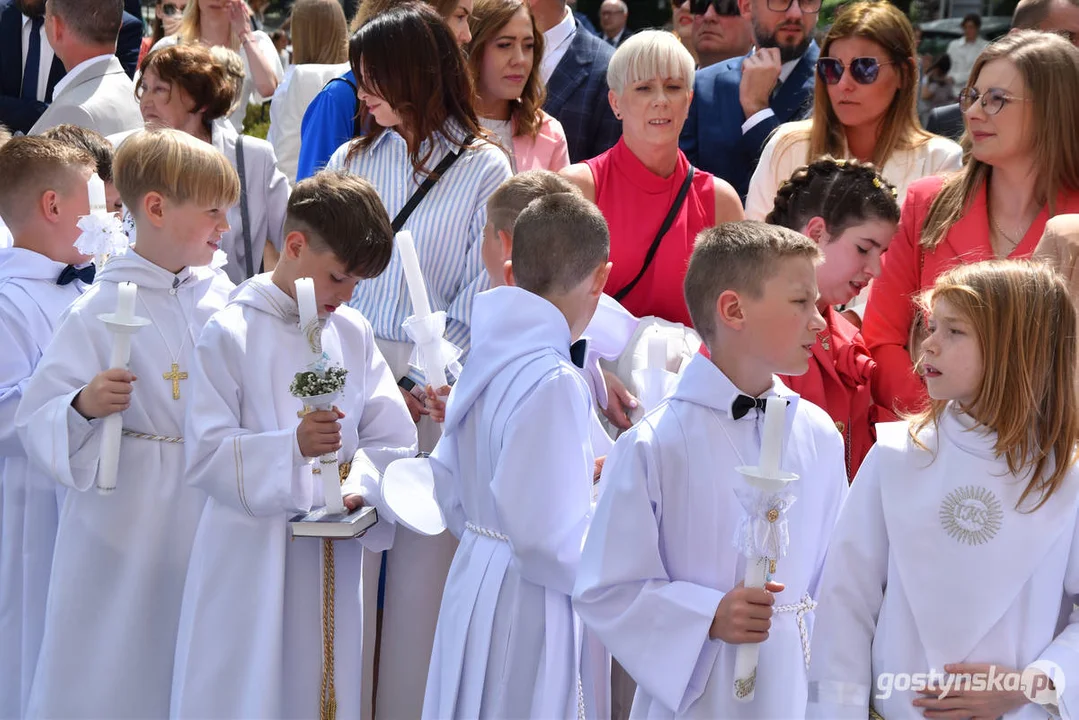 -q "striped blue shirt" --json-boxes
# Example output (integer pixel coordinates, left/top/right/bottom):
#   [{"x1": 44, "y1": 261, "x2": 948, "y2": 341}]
[{"x1": 327, "y1": 125, "x2": 512, "y2": 381}]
